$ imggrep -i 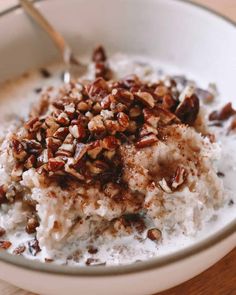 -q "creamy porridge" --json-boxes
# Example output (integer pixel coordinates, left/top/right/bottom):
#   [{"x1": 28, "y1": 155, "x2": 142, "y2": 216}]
[{"x1": 0, "y1": 47, "x2": 235, "y2": 266}]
